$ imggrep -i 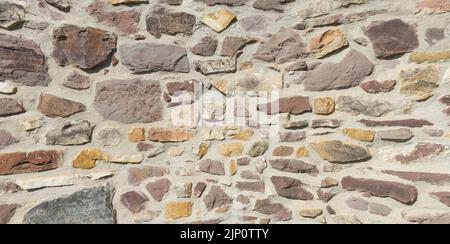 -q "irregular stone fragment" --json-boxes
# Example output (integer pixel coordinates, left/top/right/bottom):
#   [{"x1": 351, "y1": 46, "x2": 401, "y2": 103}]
[
  {"x1": 87, "y1": 1, "x2": 141, "y2": 34},
  {"x1": 0, "y1": 204, "x2": 19, "y2": 224},
  {"x1": 377, "y1": 128, "x2": 413, "y2": 142},
  {"x1": 38, "y1": 93, "x2": 86, "y2": 118},
  {"x1": 283, "y1": 119, "x2": 308, "y2": 130},
  {"x1": 417, "y1": 0, "x2": 450, "y2": 14},
  {"x1": 279, "y1": 131, "x2": 306, "y2": 142},
  {"x1": 410, "y1": 51, "x2": 450, "y2": 64},
  {"x1": 425, "y1": 27, "x2": 445, "y2": 45},
  {"x1": 232, "y1": 69, "x2": 284, "y2": 92},
  {"x1": 146, "y1": 179, "x2": 171, "y2": 202},
  {"x1": 0, "y1": 181, "x2": 21, "y2": 193},
  {"x1": 395, "y1": 142, "x2": 446, "y2": 163},
  {"x1": 221, "y1": 36, "x2": 250, "y2": 57},
  {"x1": 382, "y1": 170, "x2": 450, "y2": 185},
  {"x1": 0, "y1": 33, "x2": 49, "y2": 86},
  {"x1": 254, "y1": 28, "x2": 308, "y2": 64},
  {"x1": 309, "y1": 29, "x2": 348, "y2": 58},
  {"x1": 146, "y1": 8, "x2": 196, "y2": 38},
  {"x1": 120, "y1": 191, "x2": 148, "y2": 213},
  {"x1": 311, "y1": 119, "x2": 341, "y2": 128},
  {"x1": 128, "y1": 127, "x2": 145, "y2": 142},
  {"x1": 343, "y1": 128, "x2": 375, "y2": 142},
  {"x1": 236, "y1": 181, "x2": 265, "y2": 192},
  {"x1": 310, "y1": 140, "x2": 371, "y2": 163},
  {"x1": 231, "y1": 129, "x2": 254, "y2": 140},
  {"x1": 321, "y1": 176, "x2": 339, "y2": 188},
  {"x1": 258, "y1": 96, "x2": 311, "y2": 115},
  {"x1": 52, "y1": 24, "x2": 117, "y2": 69},
  {"x1": 203, "y1": 186, "x2": 233, "y2": 210},
  {"x1": 175, "y1": 182, "x2": 193, "y2": 198},
  {"x1": 247, "y1": 141, "x2": 269, "y2": 157},
  {"x1": 0, "y1": 3, "x2": 25, "y2": 29},
  {"x1": 0, "y1": 82, "x2": 16, "y2": 94},
  {"x1": 191, "y1": 36, "x2": 218, "y2": 56},
  {"x1": 402, "y1": 210, "x2": 450, "y2": 224},
  {"x1": 360, "y1": 80, "x2": 396, "y2": 94},
  {"x1": 318, "y1": 189, "x2": 335, "y2": 202},
  {"x1": 148, "y1": 128, "x2": 194, "y2": 142},
  {"x1": 363, "y1": 19, "x2": 419, "y2": 58},
  {"x1": 46, "y1": 0, "x2": 71, "y2": 12},
  {"x1": 336, "y1": 95, "x2": 391, "y2": 117},
  {"x1": 23, "y1": 186, "x2": 115, "y2": 224},
  {"x1": 270, "y1": 159, "x2": 317, "y2": 174},
  {"x1": 201, "y1": 8, "x2": 236, "y2": 32},
  {"x1": 285, "y1": 60, "x2": 307, "y2": 72},
  {"x1": 330, "y1": 215, "x2": 362, "y2": 224},
  {"x1": 341, "y1": 176, "x2": 418, "y2": 205},
  {"x1": 64, "y1": 71, "x2": 91, "y2": 90},
  {"x1": 0, "y1": 150, "x2": 62, "y2": 175},
  {"x1": 300, "y1": 208, "x2": 323, "y2": 218},
  {"x1": 237, "y1": 157, "x2": 251, "y2": 166},
  {"x1": 19, "y1": 117, "x2": 43, "y2": 131},
  {"x1": 194, "y1": 182, "x2": 207, "y2": 198},
  {"x1": 120, "y1": 43, "x2": 189, "y2": 73},
  {"x1": 240, "y1": 15, "x2": 266, "y2": 32},
  {"x1": 313, "y1": 97, "x2": 335, "y2": 115},
  {"x1": 72, "y1": 149, "x2": 104, "y2": 169},
  {"x1": 98, "y1": 127, "x2": 123, "y2": 146},
  {"x1": 336, "y1": 0, "x2": 366, "y2": 7},
  {"x1": 271, "y1": 176, "x2": 314, "y2": 200},
  {"x1": 253, "y1": 0, "x2": 295, "y2": 12},
  {"x1": 369, "y1": 202, "x2": 392, "y2": 216},
  {"x1": 304, "y1": 50, "x2": 374, "y2": 91},
  {"x1": 272, "y1": 146, "x2": 294, "y2": 156},
  {"x1": 195, "y1": 58, "x2": 236, "y2": 75},
  {"x1": 46, "y1": 120, "x2": 94, "y2": 146},
  {"x1": 296, "y1": 147, "x2": 310, "y2": 158},
  {"x1": 94, "y1": 79, "x2": 162, "y2": 124},
  {"x1": 399, "y1": 66, "x2": 441, "y2": 99},
  {"x1": 195, "y1": 0, "x2": 247, "y2": 6},
  {"x1": 128, "y1": 166, "x2": 168, "y2": 186},
  {"x1": 359, "y1": 119, "x2": 433, "y2": 128},
  {"x1": 218, "y1": 142, "x2": 244, "y2": 157},
  {"x1": 0, "y1": 130, "x2": 17, "y2": 148},
  {"x1": 198, "y1": 159, "x2": 225, "y2": 175},
  {"x1": 160, "y1": 0, "x2": 183, "y2": 5},
  {"x1": 346, "y1": 197, "x2": 369, "y2": 211},
  {"x1": 430, "y1": 192, "x2": 450, "y2": 207},
  {"x1": 254, "y1": 199, "x2": 292, "y2": 221},
  {"x1": 108, "y1": 0, "x2": 149, "y2": 5},
  {"x1": 109, "y1": 153, "x2": 143, "y2": 164}
]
